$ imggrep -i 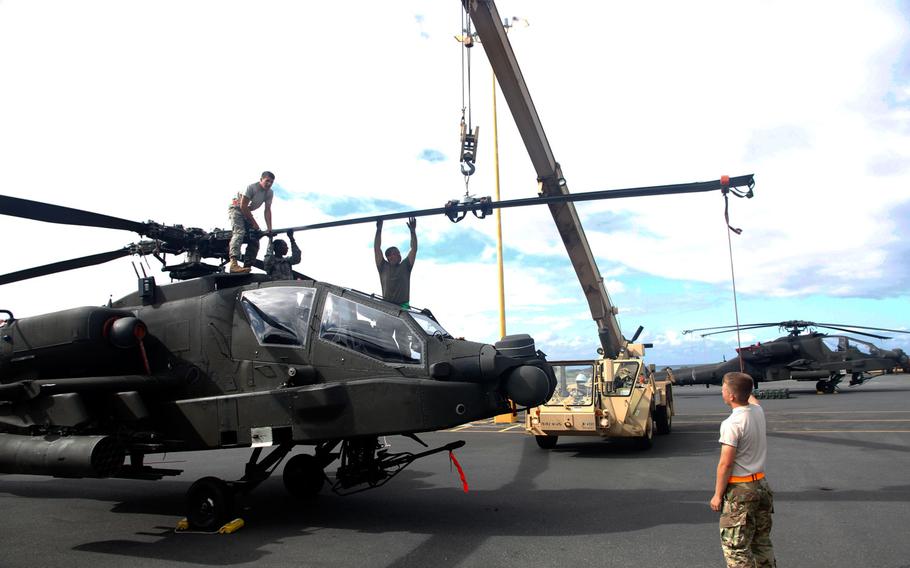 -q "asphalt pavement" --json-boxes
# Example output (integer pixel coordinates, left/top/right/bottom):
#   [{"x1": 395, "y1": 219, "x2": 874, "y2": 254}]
[{"x1": 1, "y1": 374, "x2": 909, "y2": 568}]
